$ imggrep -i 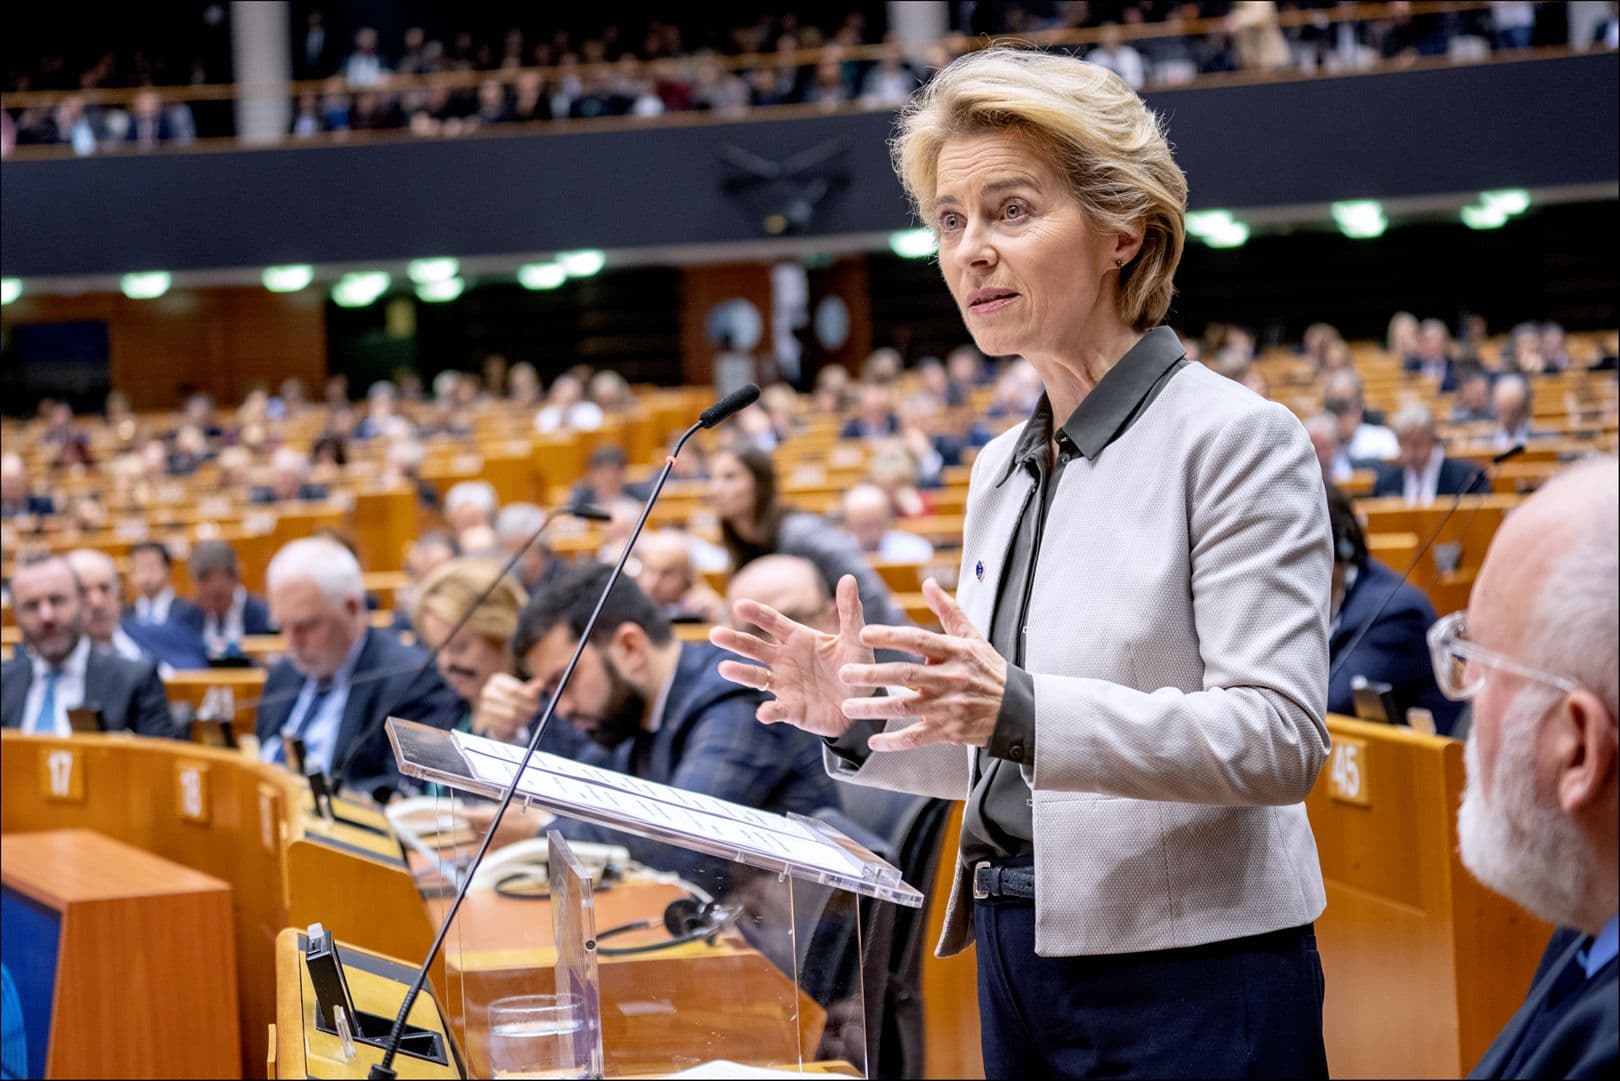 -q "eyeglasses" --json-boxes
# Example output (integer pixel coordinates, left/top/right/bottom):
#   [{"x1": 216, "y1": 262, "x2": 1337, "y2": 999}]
[{"x1": 1426, "y1": 610, "x2": 1579, "y2": 701}]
